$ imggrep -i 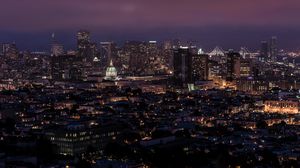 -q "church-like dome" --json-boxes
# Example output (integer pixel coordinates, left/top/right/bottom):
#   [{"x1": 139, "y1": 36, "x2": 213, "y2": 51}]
[{"x1": 104, "y1": 60, "x2": 117, "y2": 80}]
